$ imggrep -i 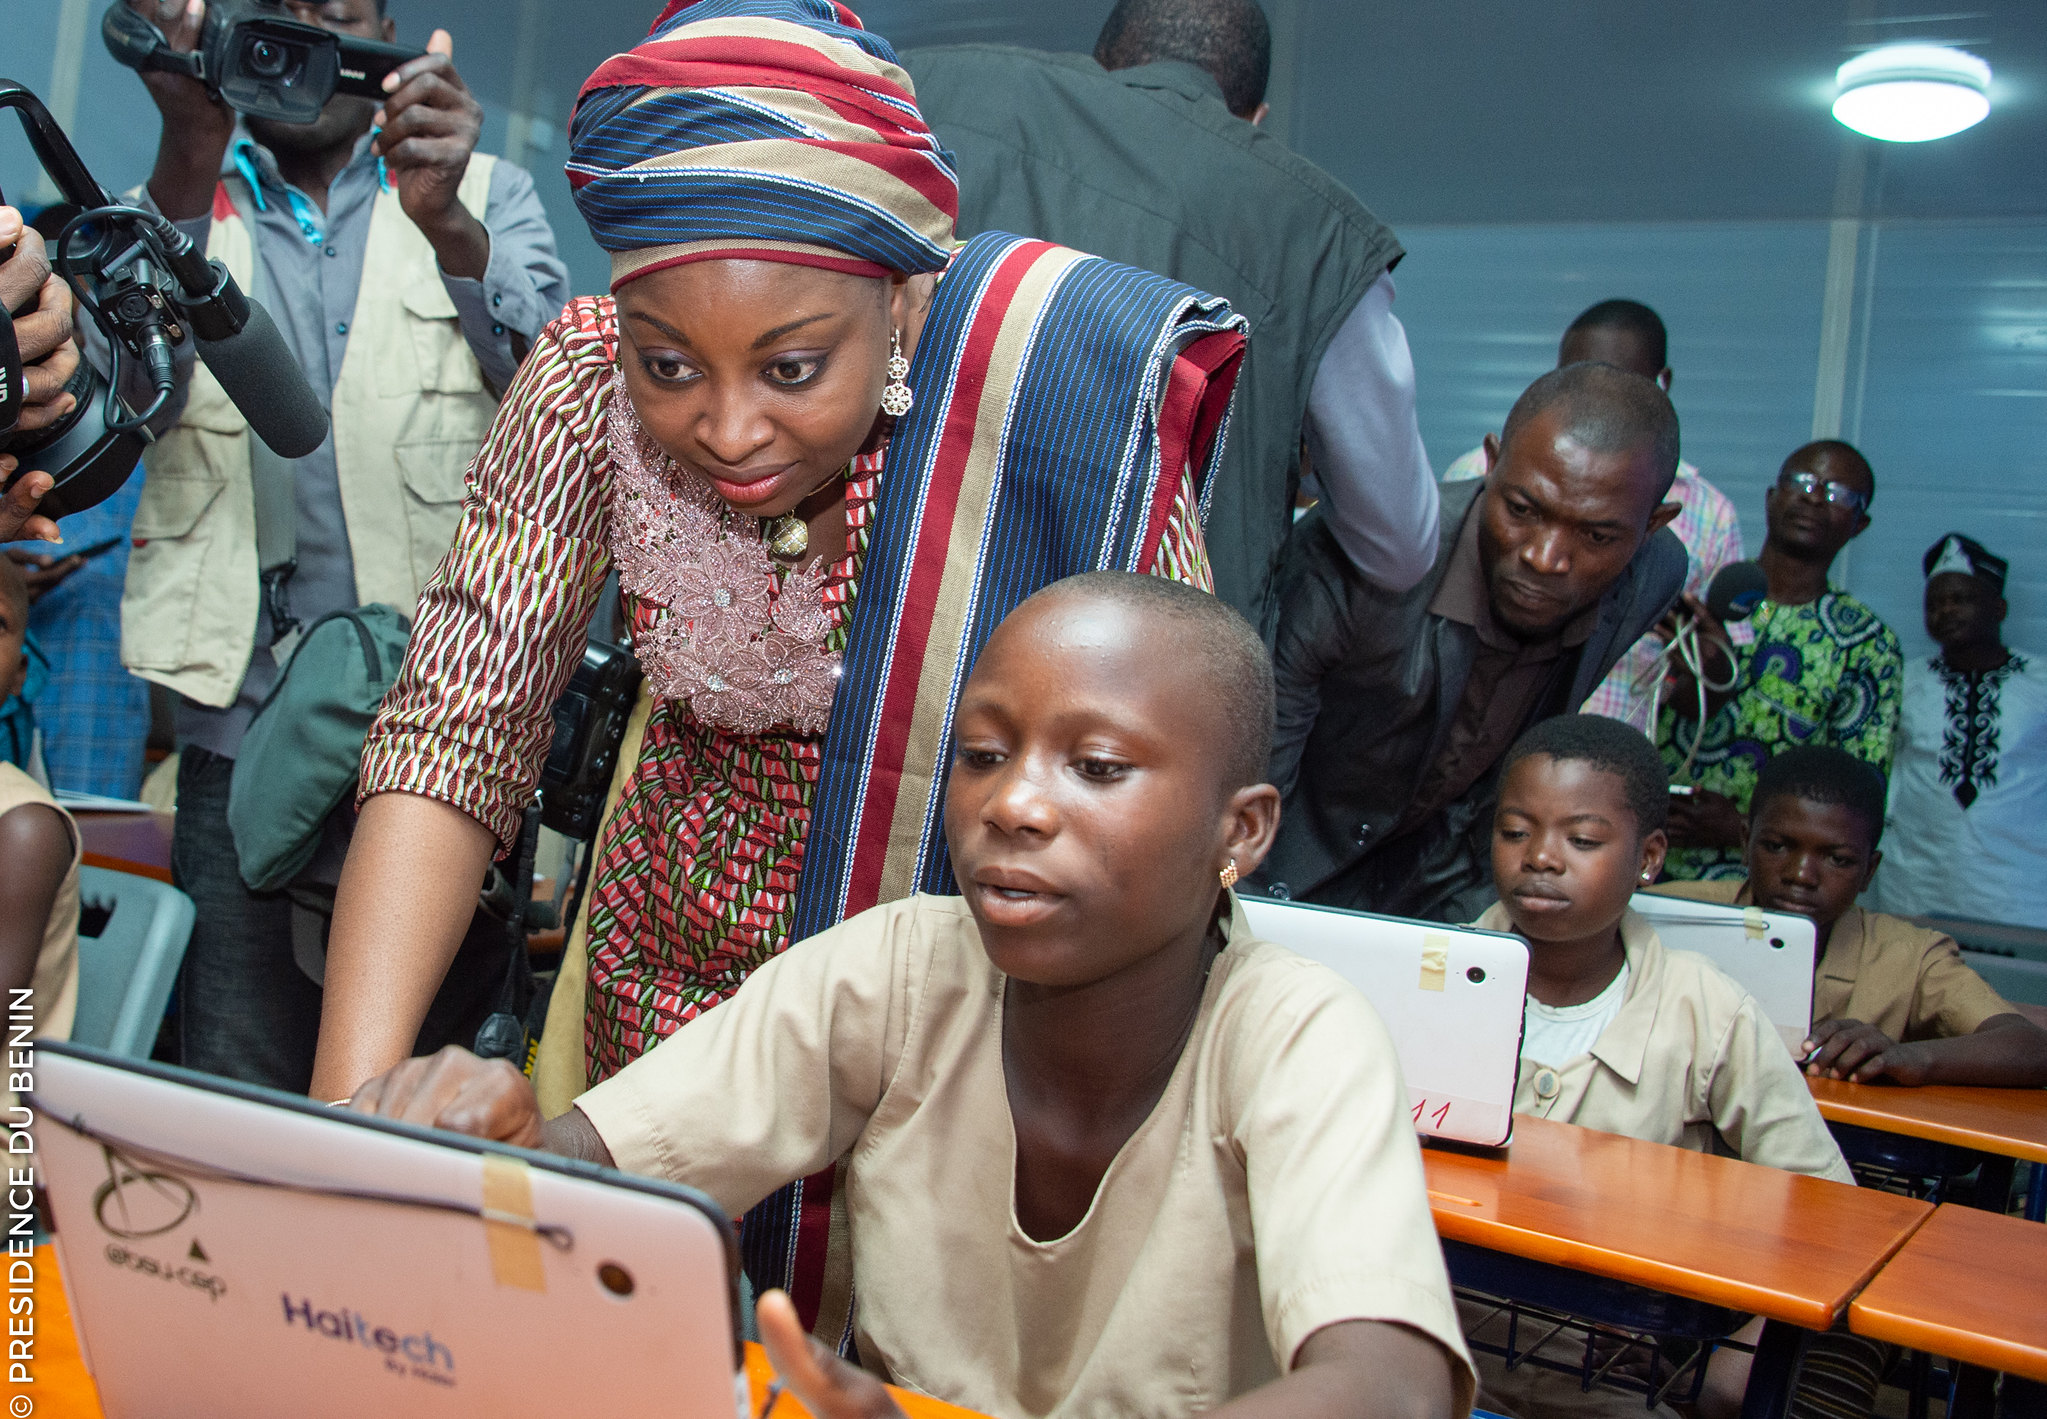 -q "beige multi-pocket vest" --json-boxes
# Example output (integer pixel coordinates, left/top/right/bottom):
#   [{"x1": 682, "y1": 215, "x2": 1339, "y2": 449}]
[{"x1": 120, "y1": 157, "x2": 501, "y2": 707}]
